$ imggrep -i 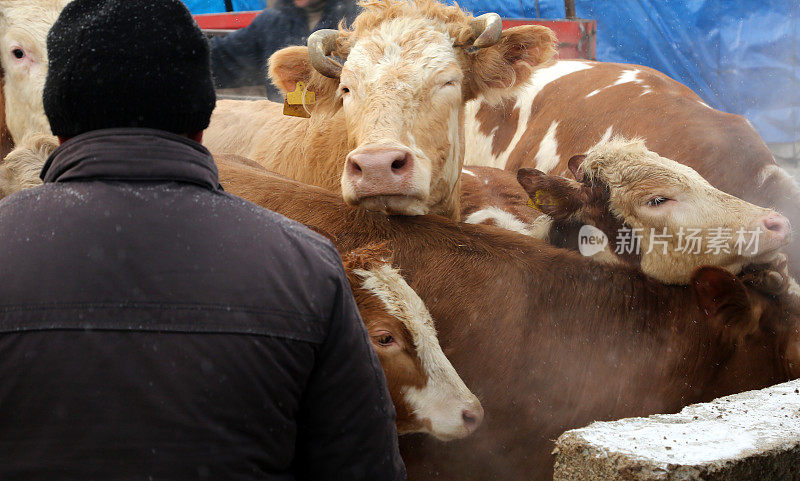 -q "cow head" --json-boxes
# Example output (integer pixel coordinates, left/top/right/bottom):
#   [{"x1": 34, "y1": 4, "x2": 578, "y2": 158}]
[
  {"x1": 517, "y1": 138, "x2": 791, "y2": 284},
  {"x1": 268, "y1": 0, "x2": 556, "y2": 218},
  {"x1": 0, "y1": 0, "x2": 65, "y2": 144},
  {"x1": 343, "y1": 242, "x2": 483, "y2": 440},
  {"x1": 691, "y1": 263, "x2": 800, "y2": 396}
]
